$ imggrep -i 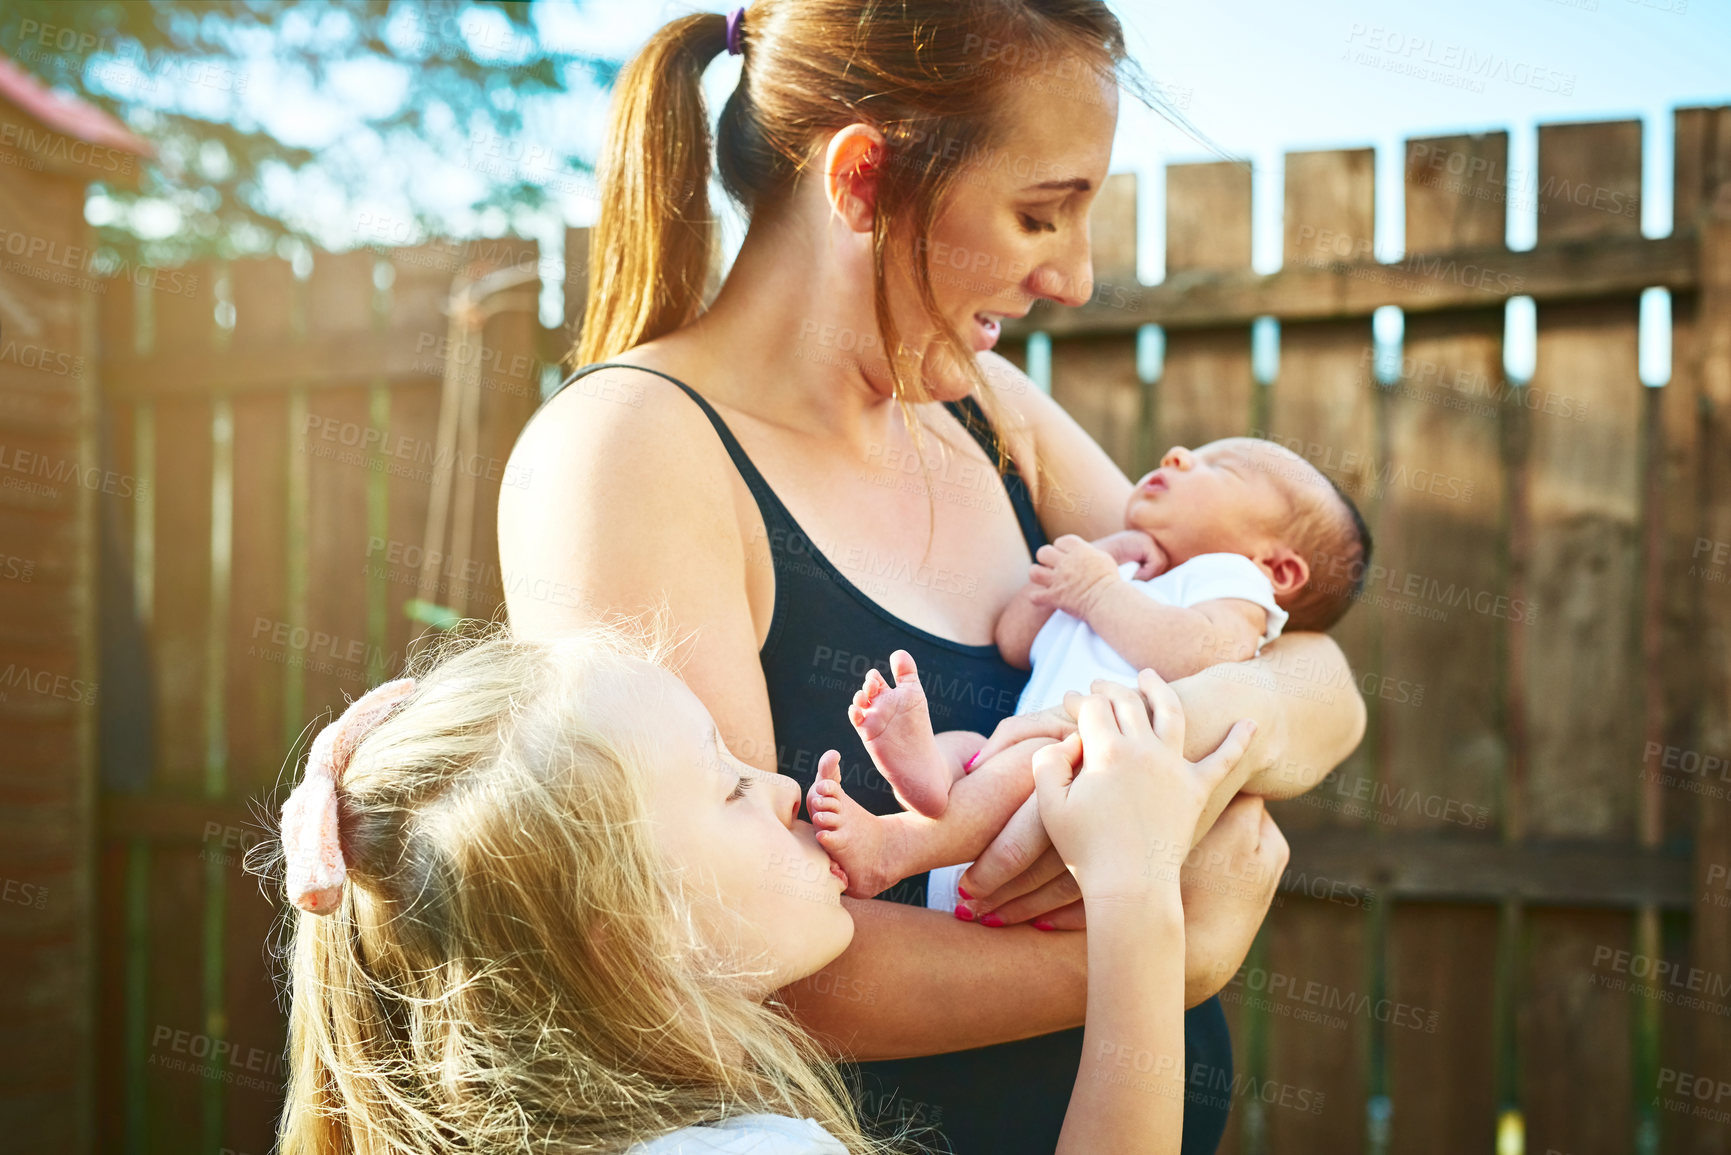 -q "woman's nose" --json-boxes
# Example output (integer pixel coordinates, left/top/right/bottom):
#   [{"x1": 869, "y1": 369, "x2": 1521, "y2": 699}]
[{"x1": 1029, "y1": 230, "x2": 1094, "y2": 308}]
